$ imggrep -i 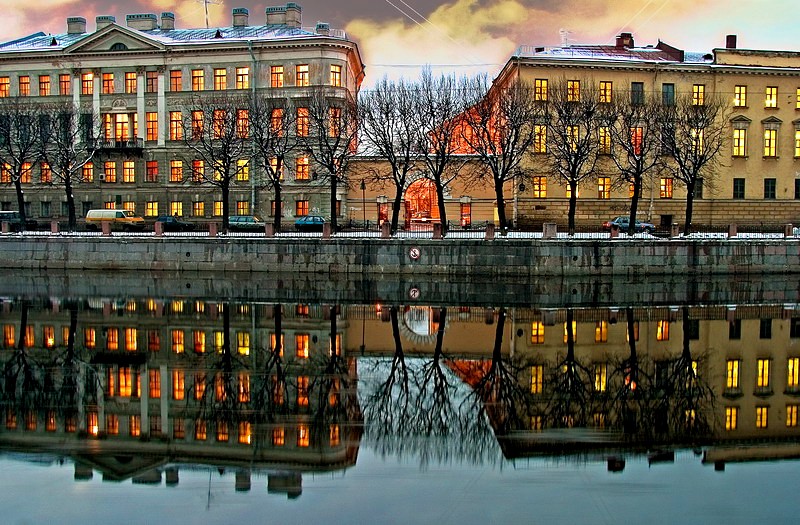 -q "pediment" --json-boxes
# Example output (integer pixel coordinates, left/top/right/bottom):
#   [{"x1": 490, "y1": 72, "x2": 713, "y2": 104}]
[{"x1": 63, "y1": 24, "x2": 165, "y2": 54}]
